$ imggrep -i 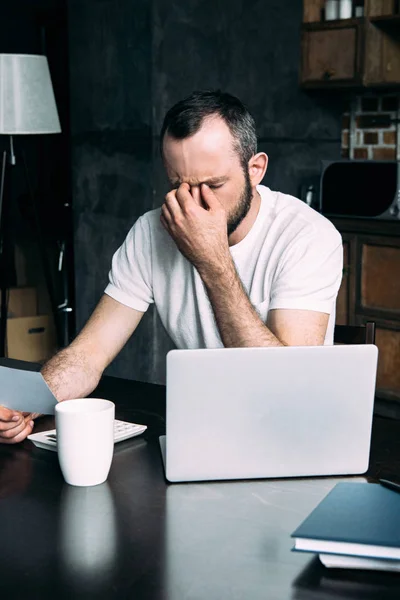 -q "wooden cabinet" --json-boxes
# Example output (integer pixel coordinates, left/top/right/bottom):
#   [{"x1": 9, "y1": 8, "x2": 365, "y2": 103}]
[
  {"x1": 359, "y1": 240, "x2": 400, "y2": 312},
  {"x1": 332, "y1": 218, "x2": 400, "y2": 405},
  {"x1": 301, "y1": 1, "x2": 400, "y2": 89},
  {"x1": 364, "y1": 18, "x2": 400, "y2": 85},
  {"x1": 368, "y1": 1, "x2": 398, "y2": 17},
  {"x1": 302, "y1": 20, "x2": 363, "y2": 86}
]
